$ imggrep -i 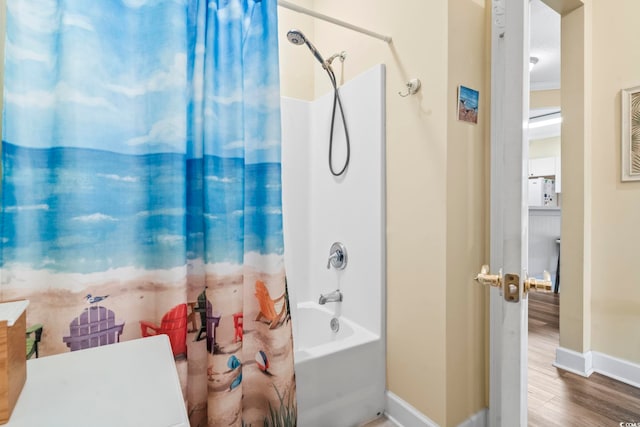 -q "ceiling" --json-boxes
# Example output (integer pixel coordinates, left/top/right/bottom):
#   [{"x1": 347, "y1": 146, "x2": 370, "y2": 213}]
[
  {"x1": 530, "y1": 0, "x2": 561, "y2": 92},
  {"x1": 529, "y1": 0, "x2": 561, "y2": 138}
]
